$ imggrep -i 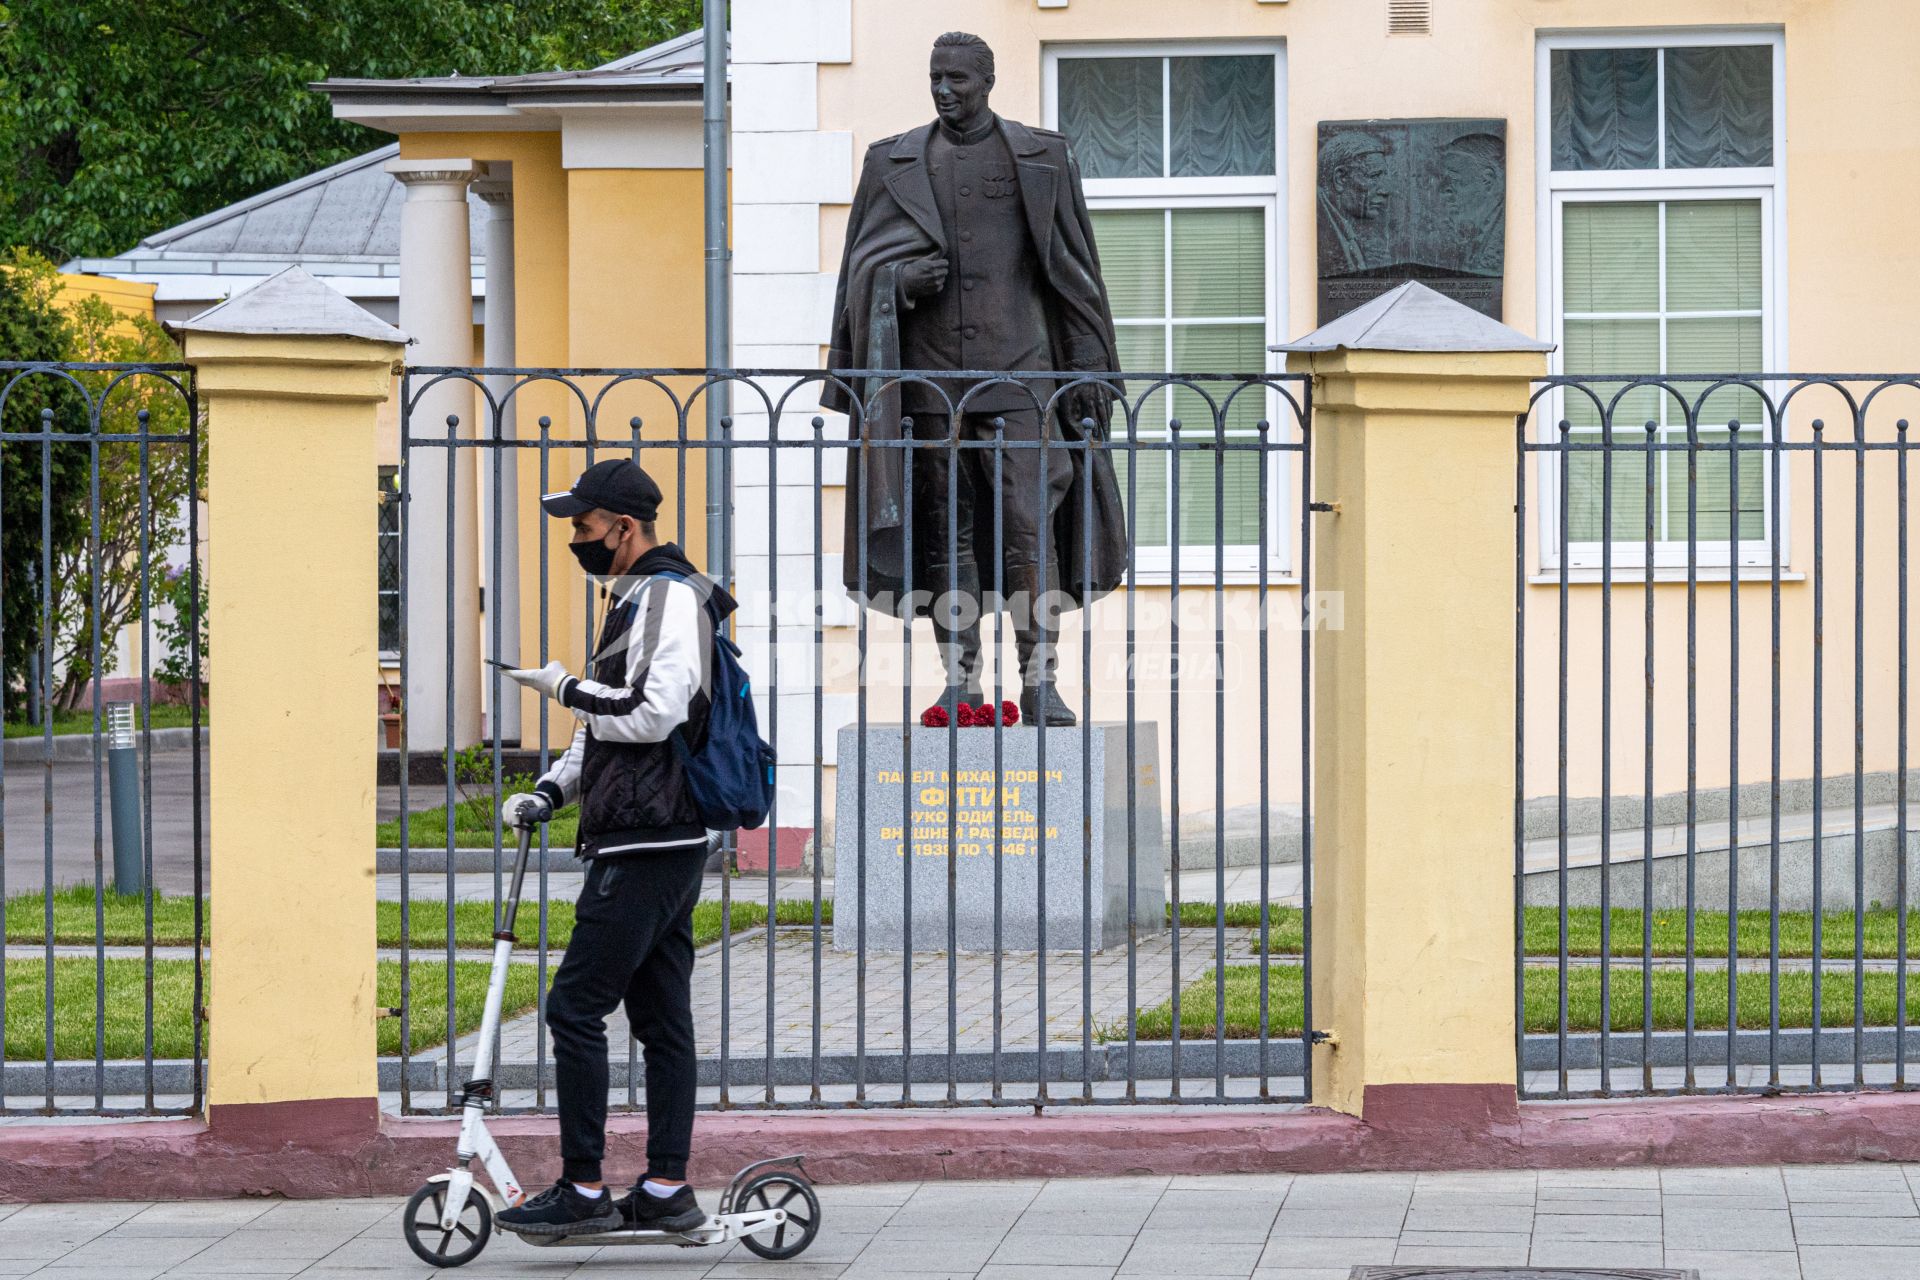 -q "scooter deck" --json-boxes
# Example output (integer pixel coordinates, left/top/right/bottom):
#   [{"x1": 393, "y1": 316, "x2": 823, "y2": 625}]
[
  {"x1": 512, "y1": 1212, "x2": 776, "y2": 1249},
  {"x1": 515, "y1": 1223, "x2": 716, "y2": 1249}
]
